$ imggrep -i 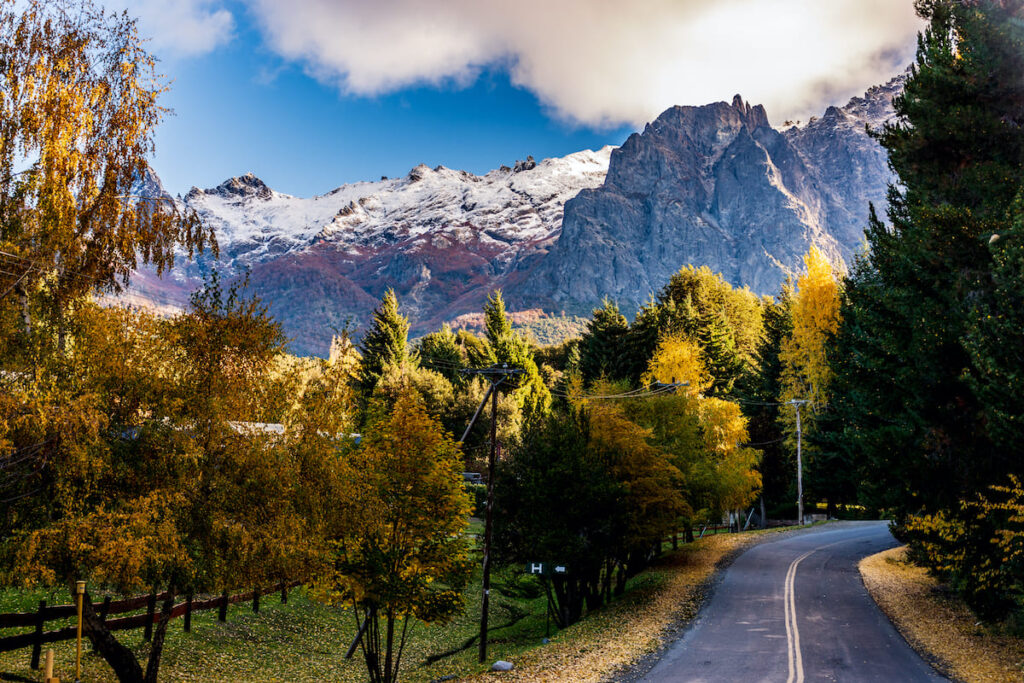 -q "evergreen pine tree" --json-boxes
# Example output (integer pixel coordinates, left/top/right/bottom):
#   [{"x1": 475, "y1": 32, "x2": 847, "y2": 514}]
[
  {"x1": 418, "y1": 323, "x2": 465, "y2": 386},
  {"x1": 698, "y1": 309, "x2": 744, "y2": 396},
  {"x1": 357, "y1": 289, "x2": 409, "y2": 398},
  {"x1": 484, "y1": 290, "x2": 513, "y2": 346},
  {"x1": 481, "y1": 290, "x2": 551, "y2": 424},
  {"x1": 829, "y1": 0, "x2": 1024, "y2": 519},
  {"x1": 742, "y1": 283, "x2": 794, "y2": 515},
  {"x1": 621, "y1": 299, "x2": 678, "y2": 386},
  {"x1": 579, "y1": 298, "x2": 629, "y2": 383}
]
